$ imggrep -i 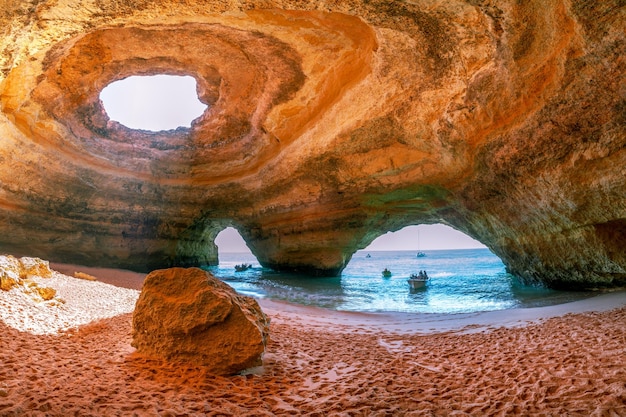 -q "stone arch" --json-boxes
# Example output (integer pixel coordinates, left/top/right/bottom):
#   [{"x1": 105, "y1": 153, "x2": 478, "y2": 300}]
[
  {"x1": 168, "y1": 219, "x2": 224, "y2": 271},
  {"x1": 361, "y1": 224, "x2": 486, "y2": 252},
  {"x1": 215, "y1": 227, "x2": 255, "y2": 255},
  {"x1": 0, "y1": 2, "x2": 624, "y2": 290},
  {"x1": 173, "y1": 222, "x2": 259, "y2": 272}
]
